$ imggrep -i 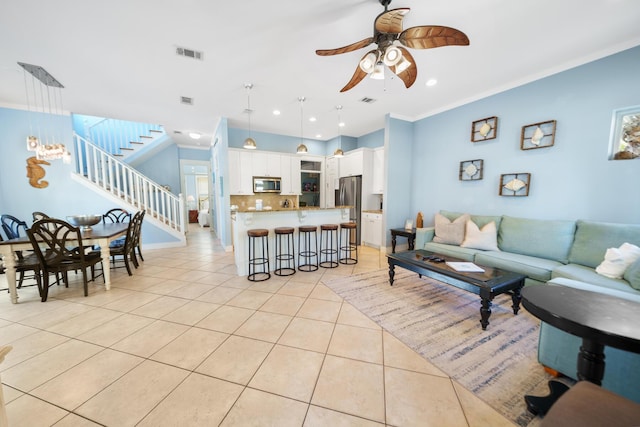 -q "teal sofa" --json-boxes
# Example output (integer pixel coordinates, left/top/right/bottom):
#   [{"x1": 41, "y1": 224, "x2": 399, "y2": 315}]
[{"x1": 415, "y1": 210, "x2": 640, "y2": 402}]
